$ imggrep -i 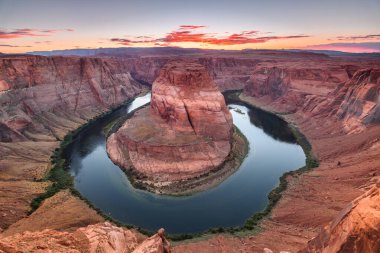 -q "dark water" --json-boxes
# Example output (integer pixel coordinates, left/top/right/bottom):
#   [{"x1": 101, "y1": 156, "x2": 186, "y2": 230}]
[{"x1": 68, "y1": 93, "x2": 305, "y2": 234}]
